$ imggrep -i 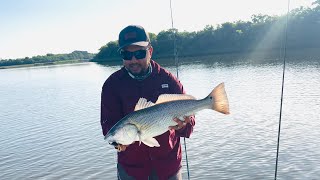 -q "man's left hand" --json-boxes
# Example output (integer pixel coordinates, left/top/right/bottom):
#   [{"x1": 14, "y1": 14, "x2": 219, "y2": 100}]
[{"x1": 169, "y1": 115, "x2": 193, "y2": 130}]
